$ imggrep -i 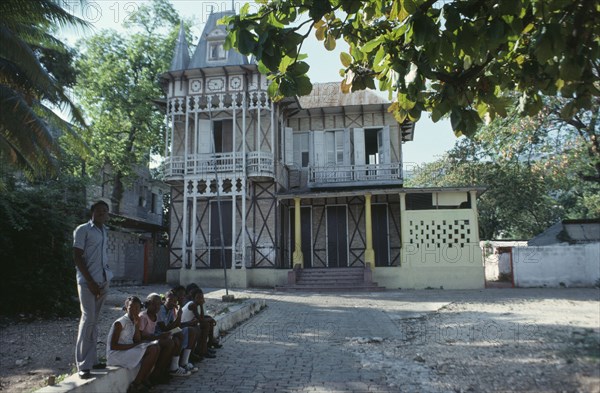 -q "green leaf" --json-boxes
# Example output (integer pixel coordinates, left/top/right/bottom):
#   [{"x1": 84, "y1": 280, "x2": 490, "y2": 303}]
[
  {"x1": 278, "y1": 56, "x2": 294, "y2": 73},
  {"x1": 361, "y1": 37, "x2": 383, "y2": 54},
  {"x1": 559, "y1": 58, "x2": 583, "y2": 81},
  {"x1": 373, "y1": 46, "x2": 387, "y2": 72},
  {"x1": 398, "y1": 92, "x2": 416, "y2": 110},
  {"x1": 450, "y1": 108, "x2": 462, "y2": 130},
  {"x1": 534, "y1": 31, "x2": 553, "y2": 63},
  {"x1": 240, "y1": 3, "x2": 250, "y2": 17},
  {"x1": 315, "y1": 26, "x2": 326, "y2": 41},
  {"x1": 267, "y1": 80, "x2": 279, "y2": 97},
  {"x1": 294, "y1": 75, "x2": 313, "y2": 96},
  {"x1": 431, "y1": 106, "x2": 443, "y2": 122},
  {"x1": 288, "y1": 61, "x2": 310, "y2": 76},
  {"x1": 279, "y1": 77, "x2": 296, "y2": 97},
  {"x1": 325, "y1": 34, "x2": 336, "y2": 51},
  {"x1": 237, "y1": 30, "x2": 257, "y2": 54},
  {"x1": 257, "y1": 61, "x2": 270, "y2": 74},
  {"x1": 340, "y1": 52, "x2": 352, "y2": 67},
  {"x1": 463, "y1": 55, "x2": 472, "y2": 70},
  {"x1": 402, "y1": 0, "x2": 418, "y2": 14}
]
